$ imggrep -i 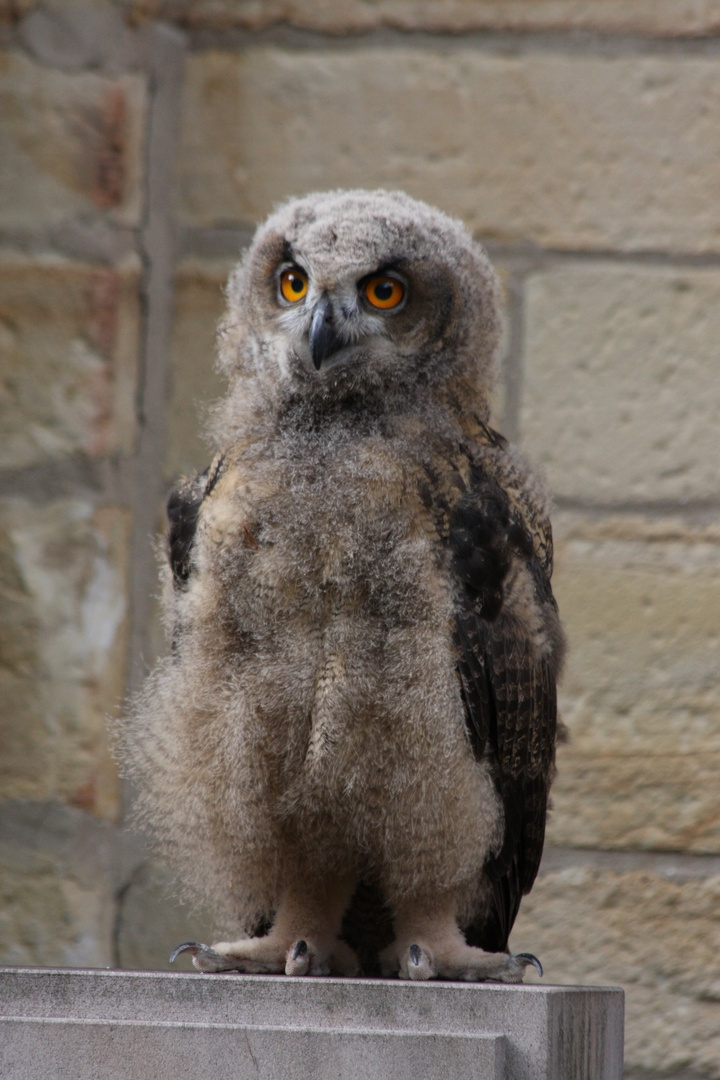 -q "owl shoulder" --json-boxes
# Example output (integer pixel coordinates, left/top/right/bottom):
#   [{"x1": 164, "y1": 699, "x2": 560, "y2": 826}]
[
  {"x1": 467, "y1": 415, "x2": 555, "y2": 580},
  {"x1": 166, "y1": 452, "x2": 227, "y2": 588}
]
